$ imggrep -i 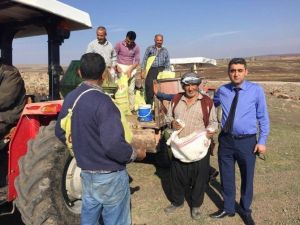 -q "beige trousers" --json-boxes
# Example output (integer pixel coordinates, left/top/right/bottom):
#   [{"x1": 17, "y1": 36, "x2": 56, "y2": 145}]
[{"x1": 117, "y1": 64, "x2": 137, "y2": 111}]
